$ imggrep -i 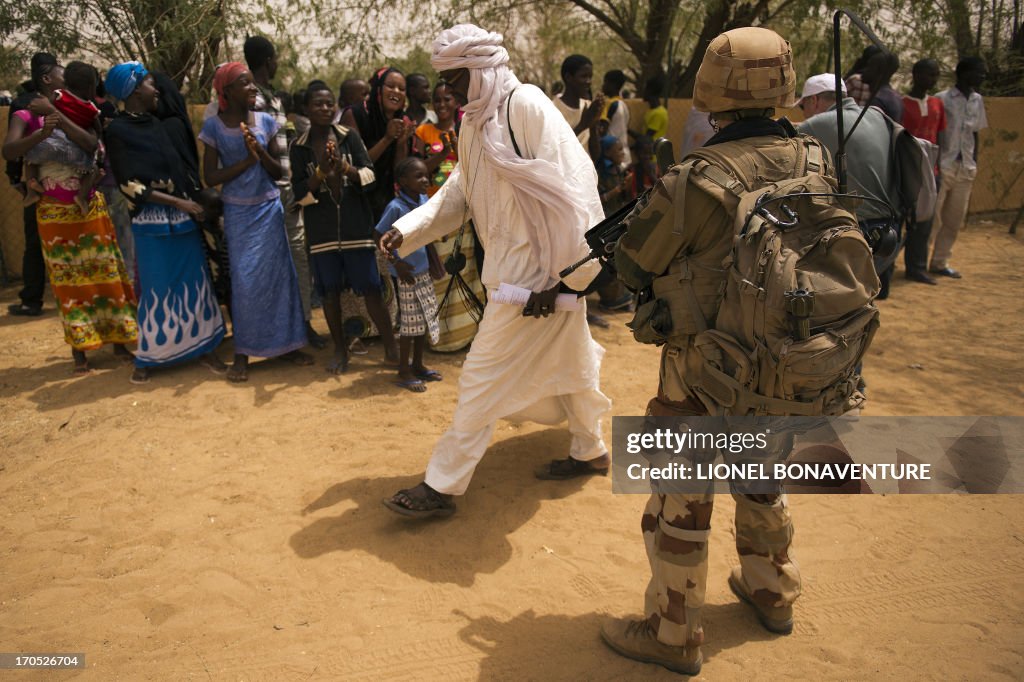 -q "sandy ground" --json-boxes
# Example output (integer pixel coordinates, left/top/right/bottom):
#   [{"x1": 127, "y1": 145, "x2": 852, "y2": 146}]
[{"x1": 1, "y1": 219, "x2": 1022, "y2": 680}]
